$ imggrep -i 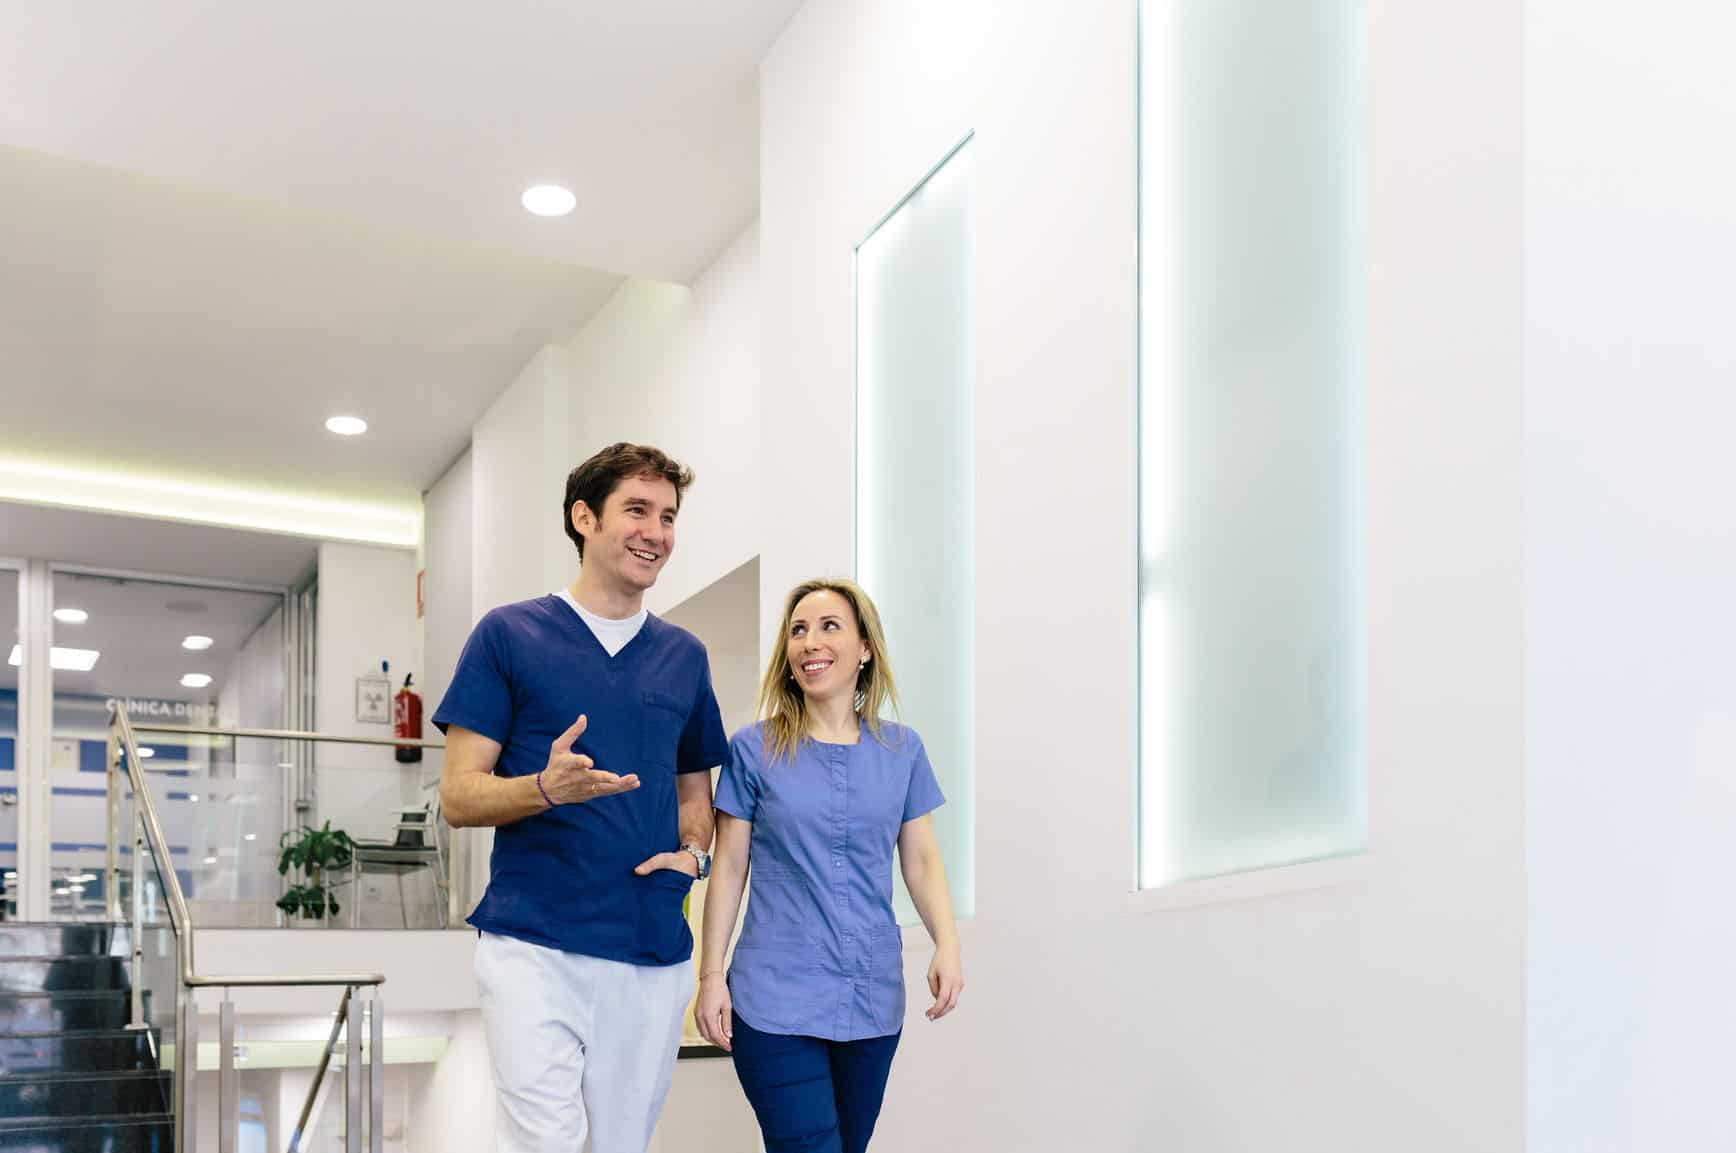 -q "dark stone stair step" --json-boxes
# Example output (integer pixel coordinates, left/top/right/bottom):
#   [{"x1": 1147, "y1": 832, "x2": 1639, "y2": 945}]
[
  {"x1": 0, "y1": 1113, "x2": 174, "y2": 1153},
  {"x1": 0, "y1": 1029, "x2": 157, "y2": 1077},
  {"x1": 0, "y1": 926, "x2": 126, "y2": 960},
  {"x1": 0, "y1": 992, "x2": 133, "y2": 1033},
  {"x1": 0, "y1": 958, "x2": 129, "y2": 995},
  {"x1": 0, "y1": 1069, "x2": 172, "y2": 1117}
]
